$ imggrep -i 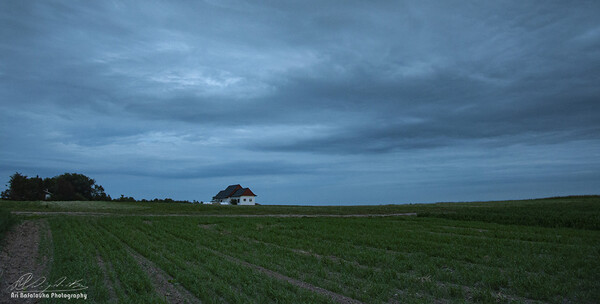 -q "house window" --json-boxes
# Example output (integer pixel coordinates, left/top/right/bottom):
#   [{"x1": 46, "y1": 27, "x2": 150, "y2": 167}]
[
  {"x1": 243, "y1": 198, "x2": 246, "y2": 202},
  {"x1": 249, "y1": 198, "x2": 252, "y2": 202}
]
